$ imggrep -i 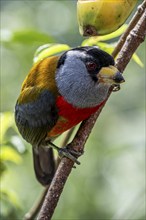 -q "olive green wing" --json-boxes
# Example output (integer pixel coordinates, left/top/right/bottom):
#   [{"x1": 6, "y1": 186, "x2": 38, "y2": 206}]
[{"x1": 15, "y1": 88, "x2": 58, "y2": 146}]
